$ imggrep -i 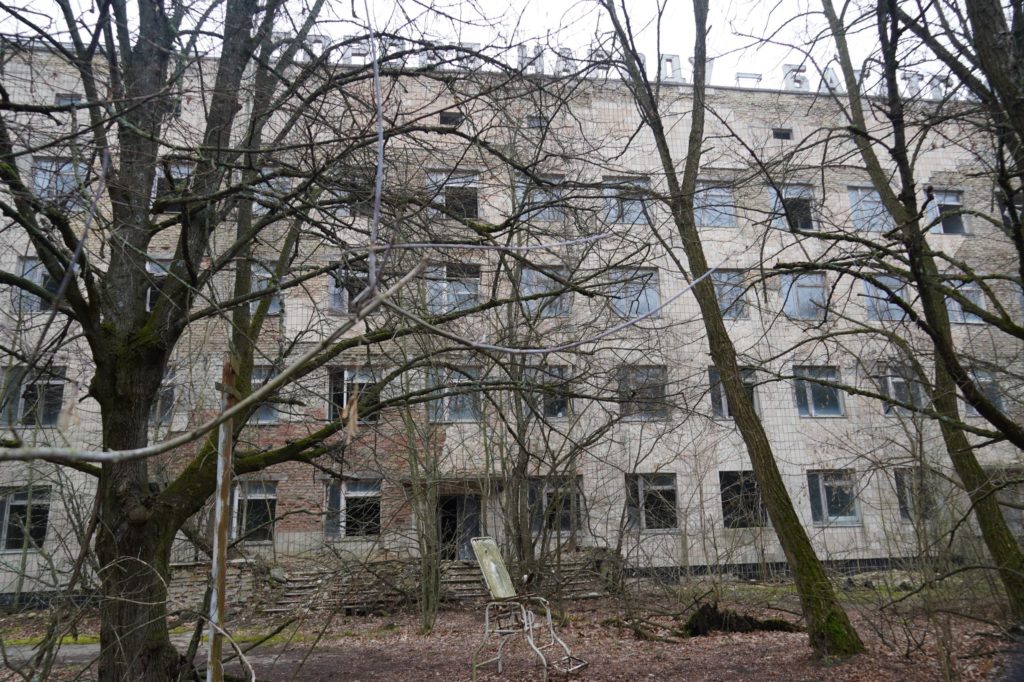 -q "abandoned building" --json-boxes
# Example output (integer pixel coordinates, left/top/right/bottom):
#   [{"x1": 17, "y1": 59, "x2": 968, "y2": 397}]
[{"x1": 0, "y1": 39, "x2": 1021, "y2": 604}]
